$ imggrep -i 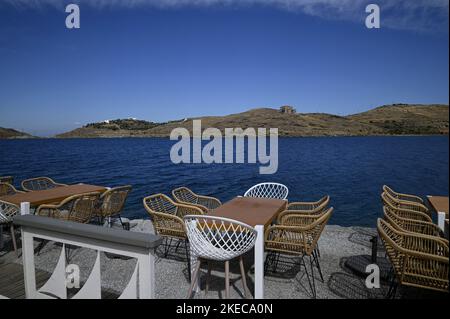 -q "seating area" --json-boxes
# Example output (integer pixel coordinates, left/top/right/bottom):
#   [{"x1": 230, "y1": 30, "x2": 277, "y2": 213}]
[
  {"x1": 1, "y1": 176, "x2": 448, "y2": 299},
  {"x1": 378, "y1": 185, "x2": 449, "y2": 297},
  {"x1": 0, "y1": 178, "x2": 340, "y2": 299},
  {"x1": 0, "y1": 176, "x2": 132, "y2": 256}
]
